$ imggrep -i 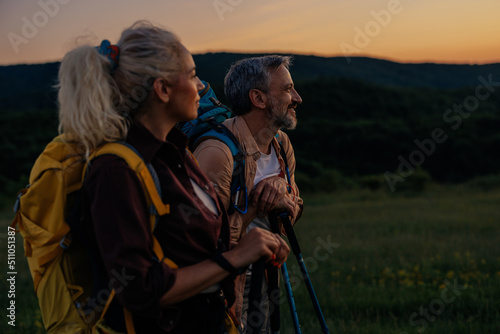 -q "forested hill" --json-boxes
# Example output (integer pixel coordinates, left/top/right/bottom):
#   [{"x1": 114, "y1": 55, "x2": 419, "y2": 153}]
[
  {"x1": 1, "y1": 53, "x2": 500, "y2": 112},
  {"x1": 1, "y1": 54, "x2": 500, "y2": 198},
  {"x1": 194, "y1": 53, "x2": 500, "y2": 90}
]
